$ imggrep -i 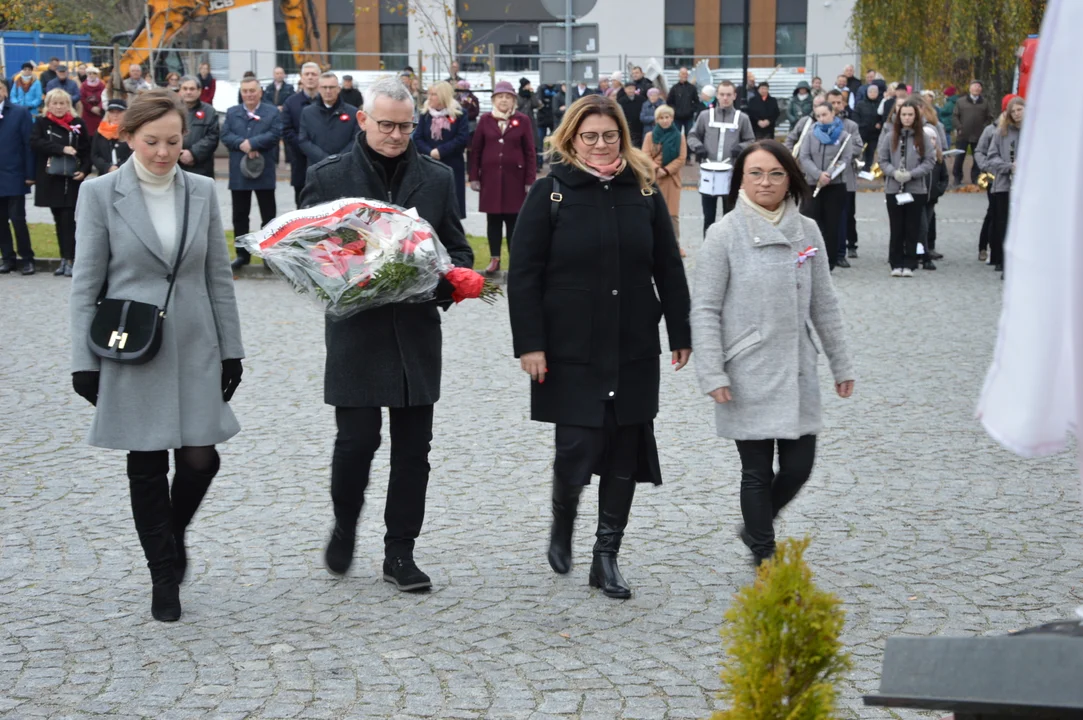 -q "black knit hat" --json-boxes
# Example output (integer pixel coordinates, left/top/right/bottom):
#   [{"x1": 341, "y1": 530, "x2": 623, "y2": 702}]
[{"x1": 519, "y1": 77, "x2": 531, "y2": 89}]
